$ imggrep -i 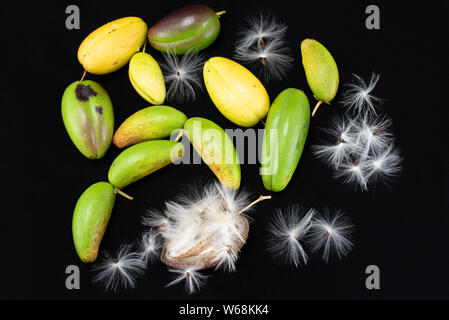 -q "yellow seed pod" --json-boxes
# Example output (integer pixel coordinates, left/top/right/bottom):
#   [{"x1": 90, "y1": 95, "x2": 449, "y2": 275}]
[
  {"x1": 78, "y1": 17, "x2": 148, "y2": 75},
  {"x1": 203, "y1": 57, "x2": 270, "y2": 127}
]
